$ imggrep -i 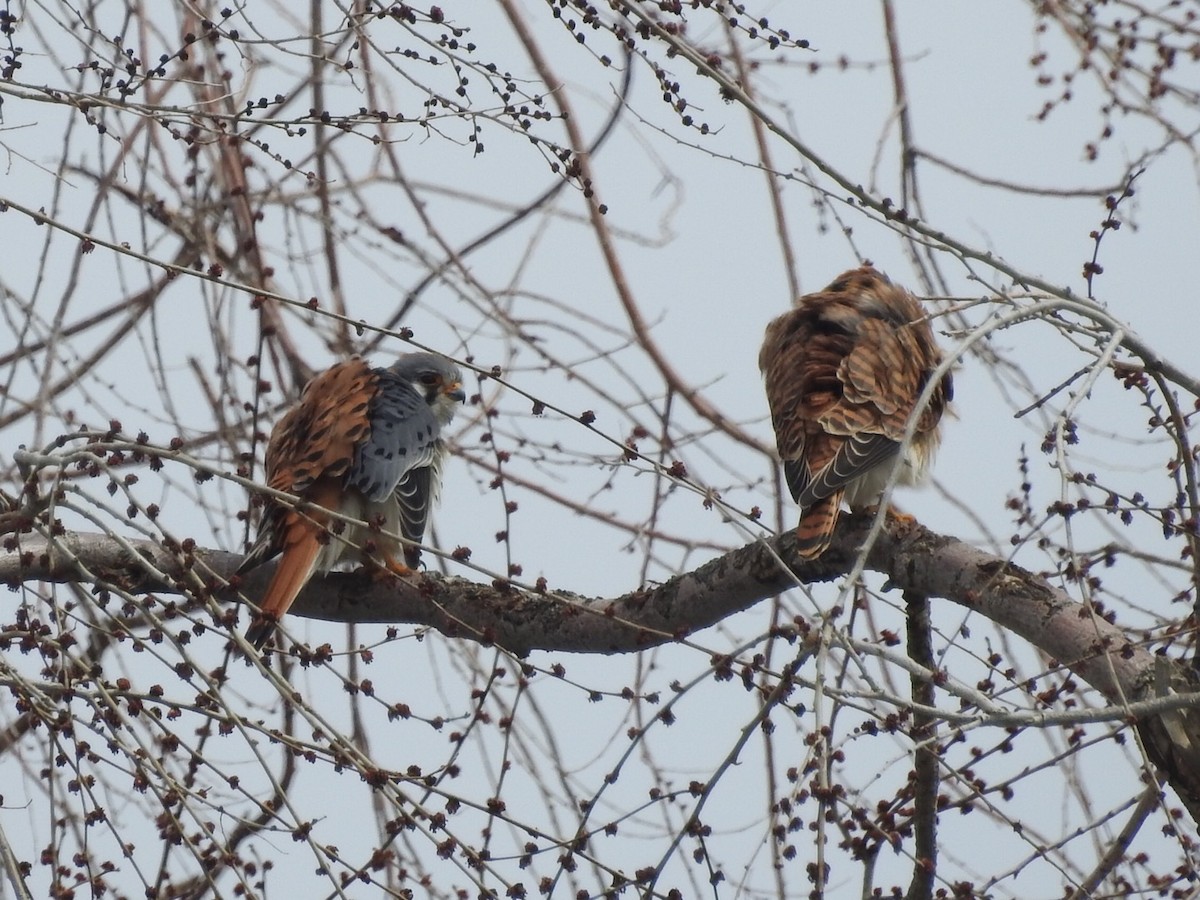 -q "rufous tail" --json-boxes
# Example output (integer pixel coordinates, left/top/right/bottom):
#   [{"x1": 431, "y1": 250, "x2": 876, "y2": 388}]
[
  {"x1": 245, "y1": 514, "x2": 324, "y2": 650},
  {"x1": 795, "y1": 492, "x2": 843, "y2": 560}
]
